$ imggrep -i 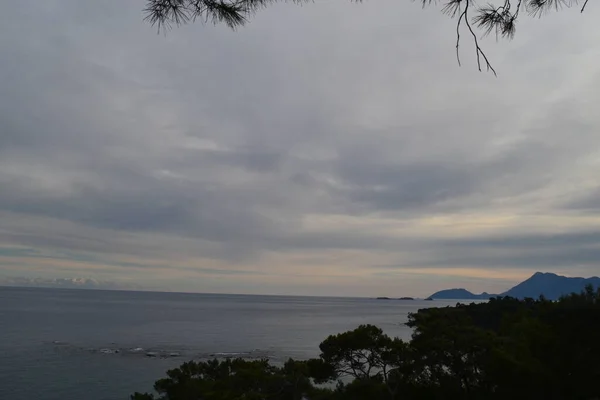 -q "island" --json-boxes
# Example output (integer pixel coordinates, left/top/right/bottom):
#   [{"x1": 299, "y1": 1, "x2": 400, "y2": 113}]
[{"x1": 375, "y1": 296, "x2": 414, "y2": 300}]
